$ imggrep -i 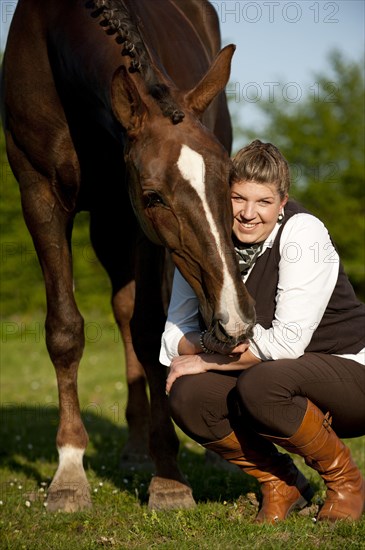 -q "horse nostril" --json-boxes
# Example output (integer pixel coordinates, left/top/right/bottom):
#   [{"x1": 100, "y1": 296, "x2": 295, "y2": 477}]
[{"x1": 215, "y1": 311, "x2": 229, "y2": 326}]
